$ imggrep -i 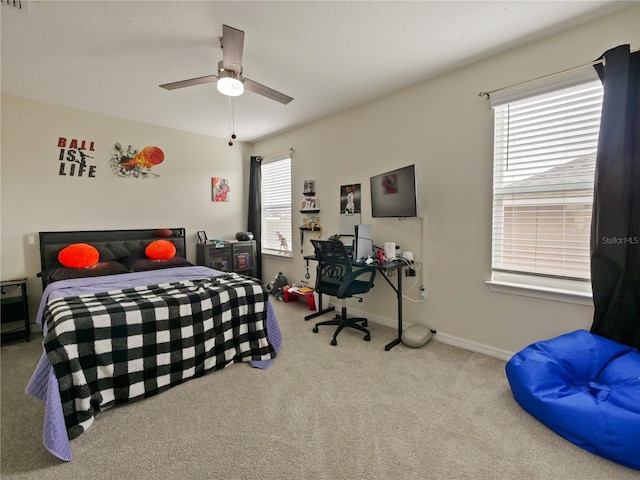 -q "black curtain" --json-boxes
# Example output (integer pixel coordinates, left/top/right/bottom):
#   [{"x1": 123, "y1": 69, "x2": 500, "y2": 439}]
[
  {"x1": 590, "y1": 45, "x2": 640, "y2": 349},
  {"x1": 248, "y1": 156, "x2": 263, "y2": 280}
]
